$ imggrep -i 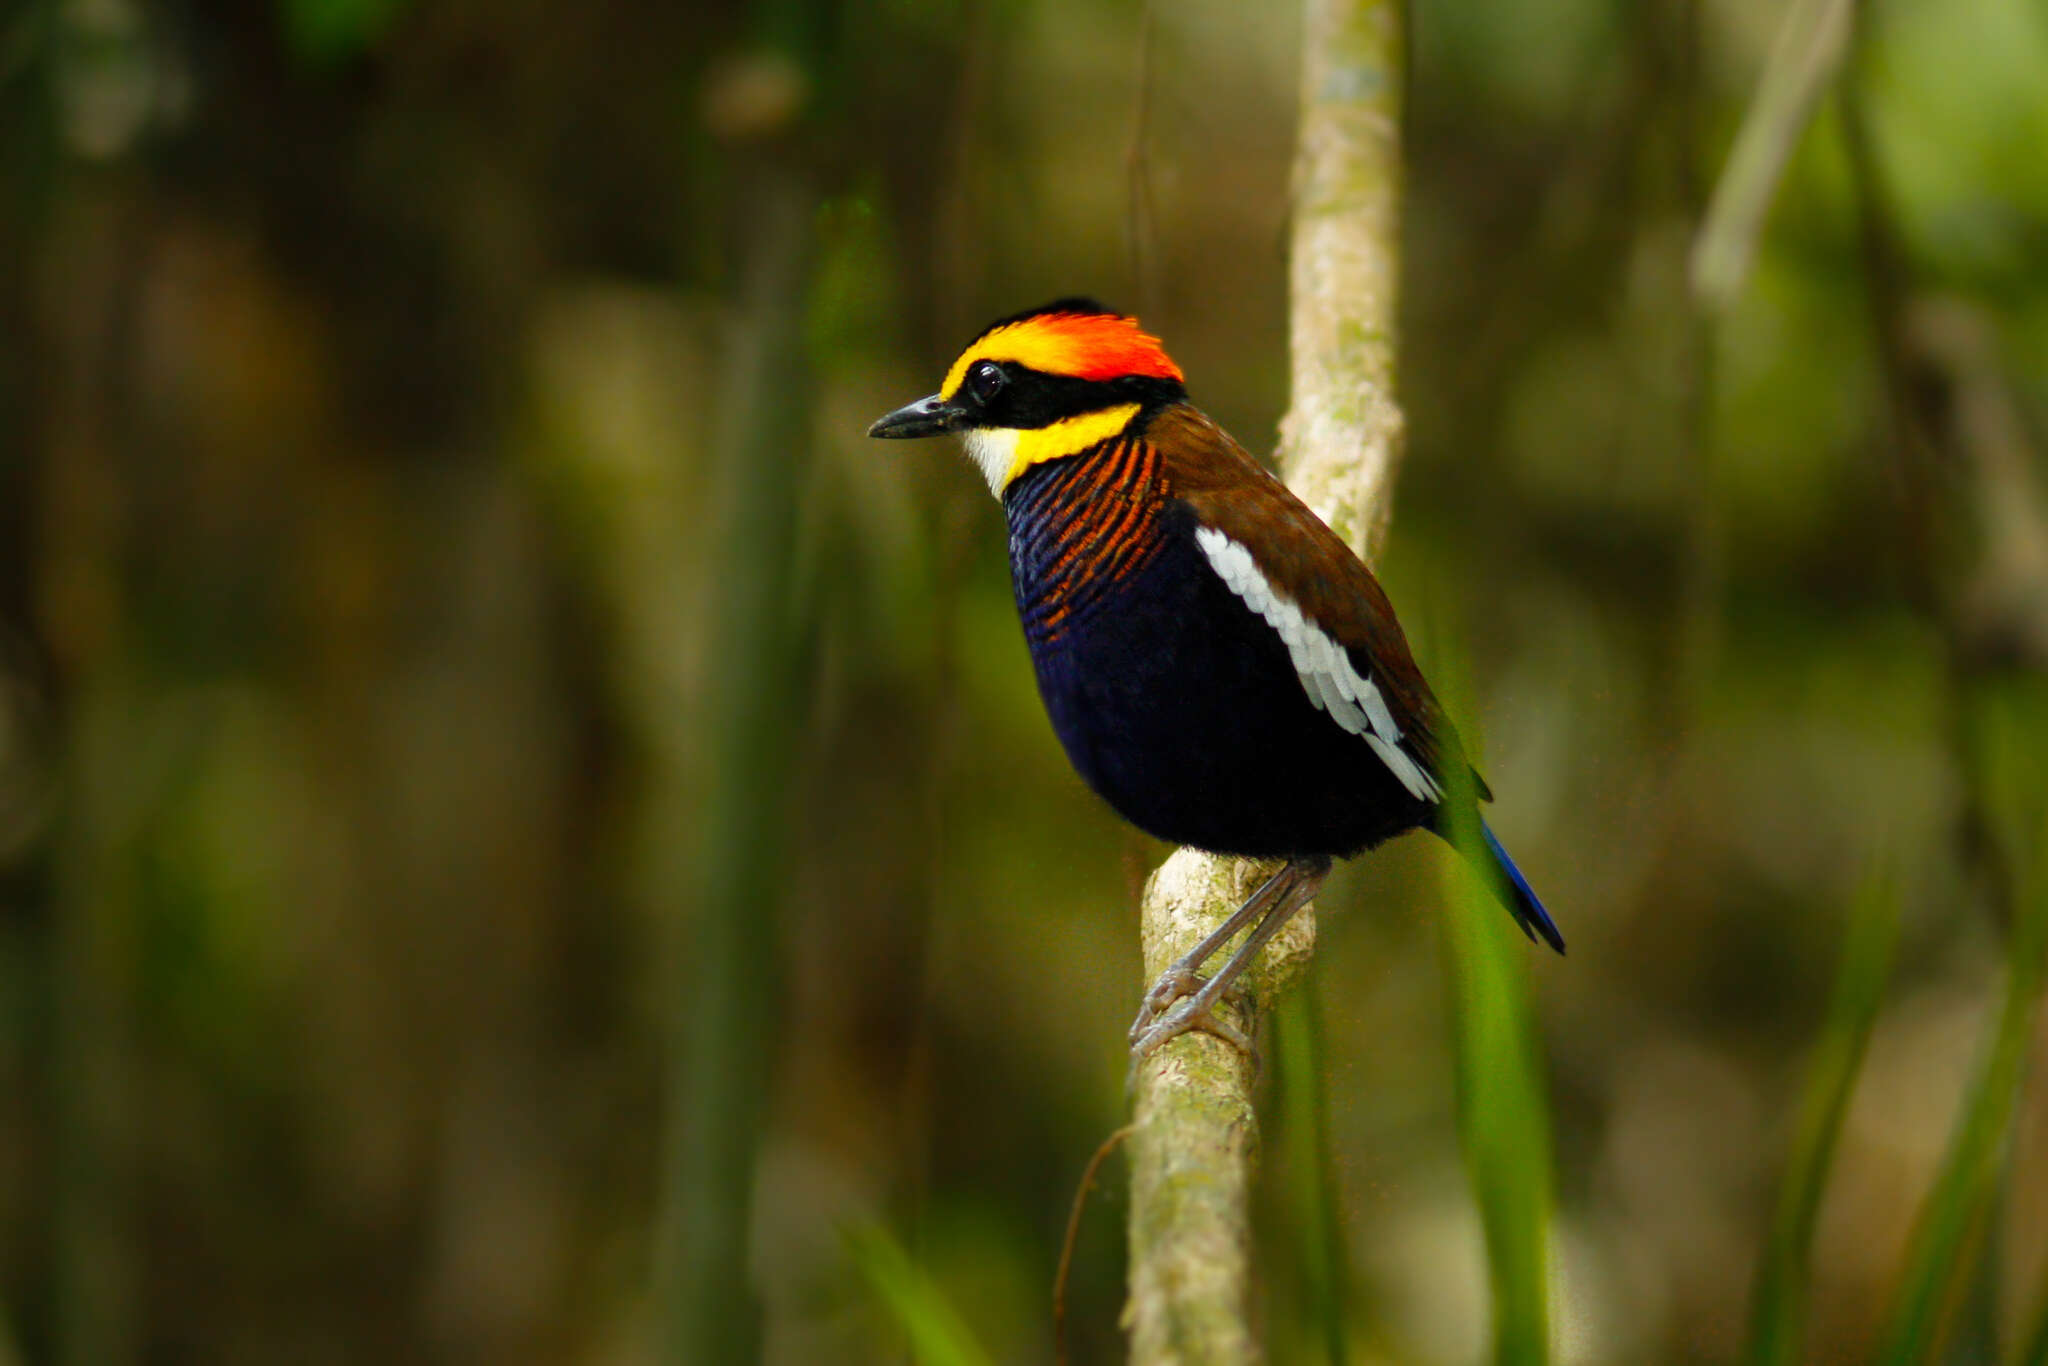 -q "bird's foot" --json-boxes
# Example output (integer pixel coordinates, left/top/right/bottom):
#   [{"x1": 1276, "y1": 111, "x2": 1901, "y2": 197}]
[
  {"x1": 1124, "y1": 856, "x2": 1328, "y2": 1065},
  {"x1": 1129, "y1": 993, "x2": 1255, "y2": 1059},
  {"x1": 1127, "y1": 967, "x2": 1248, "y2": 1042},
  {"x1": 1127, "y1": 963, "x2": 1254, "y2": 1059},
  {"x1": 1127, "y1": 965, "x2": 1203, "y2": 1043}
]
